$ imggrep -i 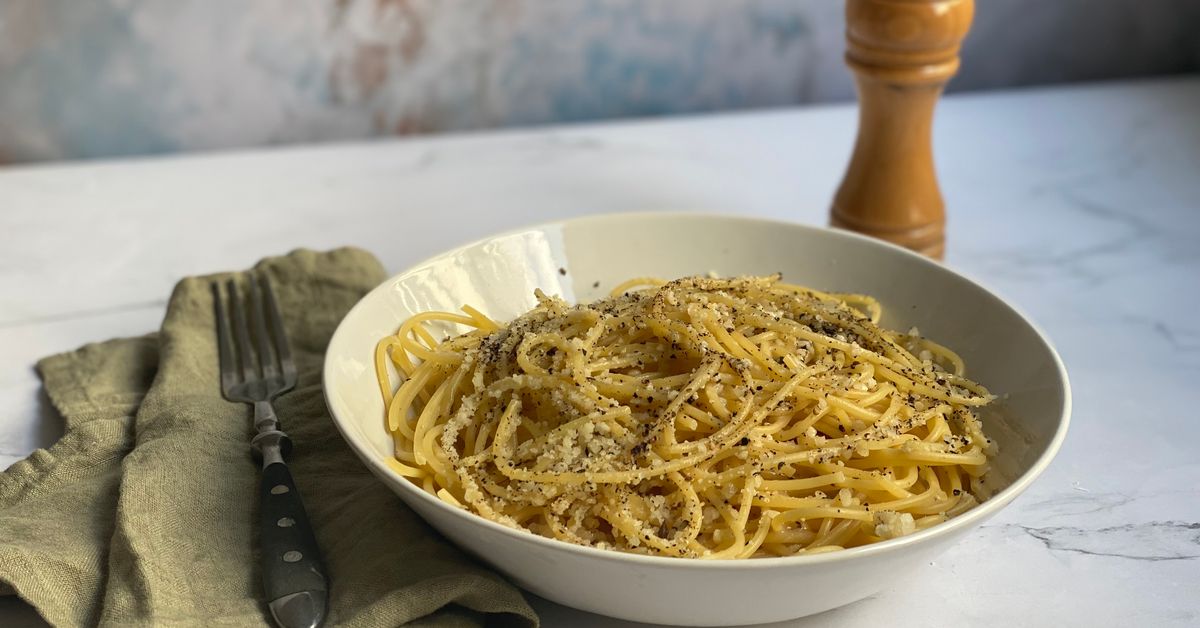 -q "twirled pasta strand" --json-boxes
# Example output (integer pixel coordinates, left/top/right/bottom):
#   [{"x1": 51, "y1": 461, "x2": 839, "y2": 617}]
[{"x1": 376, "y1": 276, "x2": 995, "y2": 558}]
